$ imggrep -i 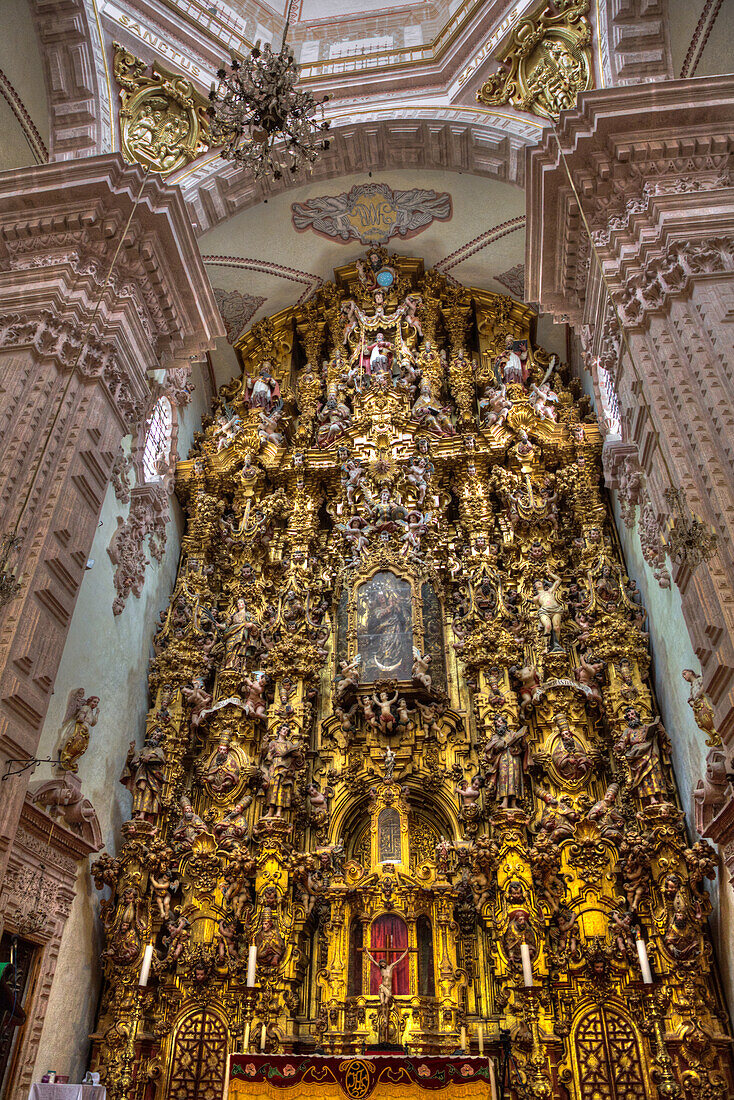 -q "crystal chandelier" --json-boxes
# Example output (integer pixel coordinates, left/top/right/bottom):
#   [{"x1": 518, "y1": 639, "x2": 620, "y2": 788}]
[{"x1": 208, "y1": 4, "x2": 331, "y2": 181}]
